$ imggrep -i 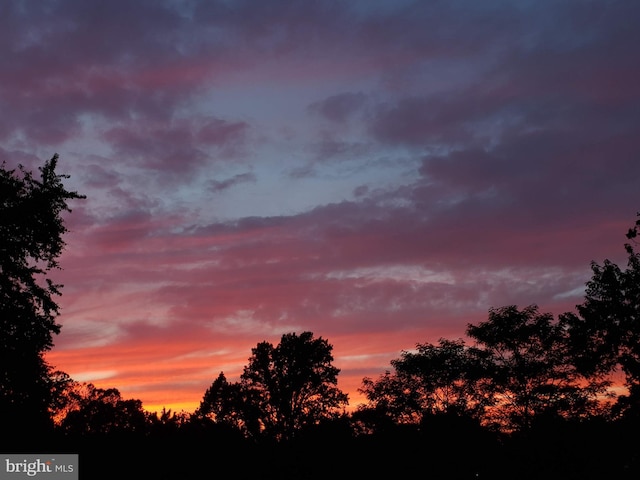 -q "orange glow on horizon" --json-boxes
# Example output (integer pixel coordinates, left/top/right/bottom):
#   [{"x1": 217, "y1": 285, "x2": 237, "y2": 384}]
[{"x1": 45, "y1": 328, "x2": 427, "y2": 416}]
